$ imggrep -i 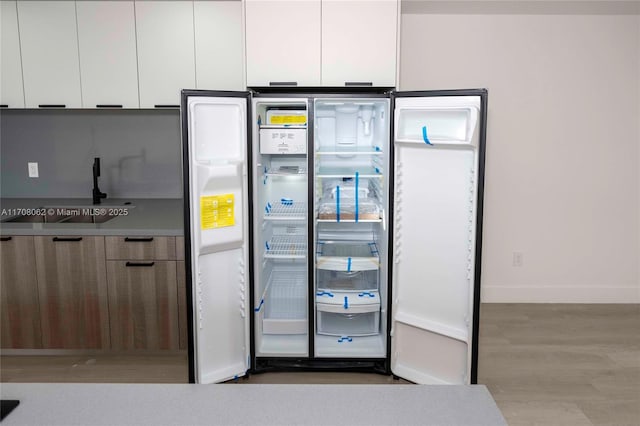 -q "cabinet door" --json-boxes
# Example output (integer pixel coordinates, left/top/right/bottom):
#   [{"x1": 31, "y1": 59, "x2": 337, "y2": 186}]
[
  {"x1": 194, "y1": 1, "x2": 244, "y2": 91},
  {"x1": 107, "y1": 260, "x2": 179, "y2": 350},
  {"x1": 321, "y1": 0, "x2": 398, "y2": 87},
  {"x1": 17, "y1": 1, "x2": 82, "y2": 108},
  {"x1": 245, "y1": 0, "x2": 321, "y2": 87},
  {"x1": 76, "y1": 1, "x2": 139, "y2": 108},
  {"x1": 135, "y1": 0, "x2": 196, "y2": 108},
  {"x1": 1, "y1": 236, "x2": 41, "y2": 348},
  {"x1": 35, "y1": 236, "x2": 110, "y2": 349},
  {"x1": 0, "y1": 1, "x2": 24, "y2": 108}
]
